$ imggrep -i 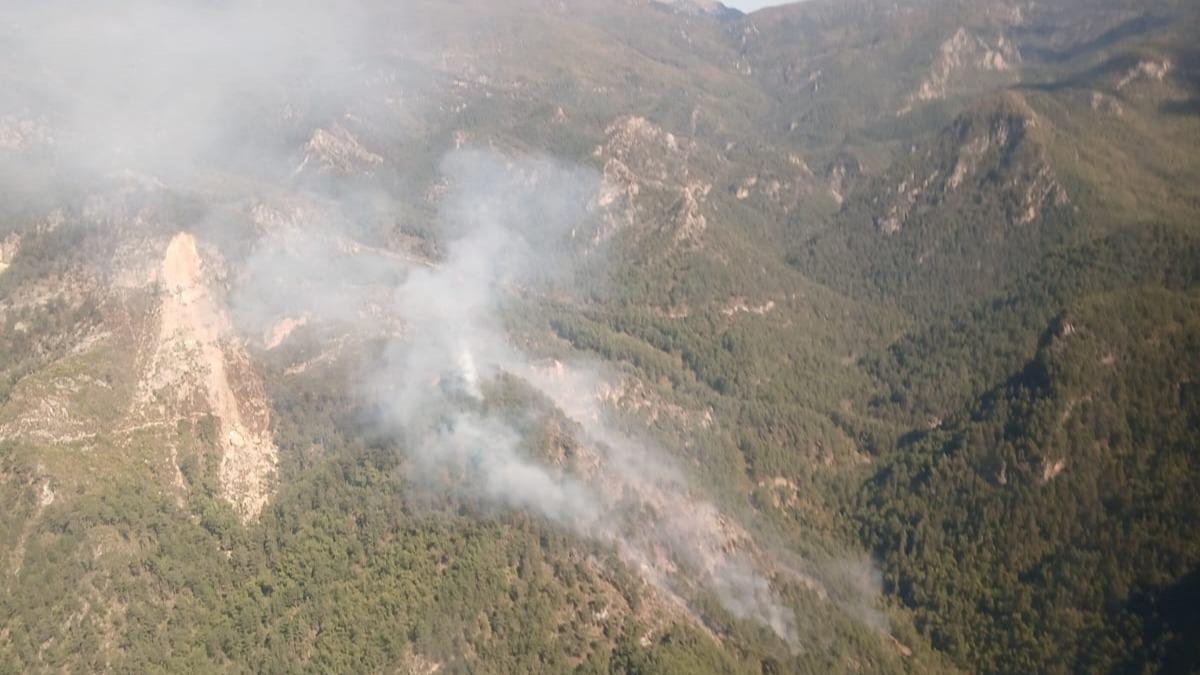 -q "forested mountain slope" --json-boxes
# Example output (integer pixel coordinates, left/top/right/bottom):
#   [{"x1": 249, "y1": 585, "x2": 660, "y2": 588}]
[{"x1": 0, "y1": 0, "x2": 1196, "y2": 672}]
